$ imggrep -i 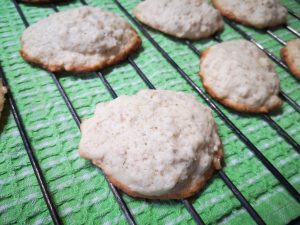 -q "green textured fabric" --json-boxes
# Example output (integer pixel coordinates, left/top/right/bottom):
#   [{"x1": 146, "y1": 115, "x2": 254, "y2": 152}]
[{"x1": 0, "y1": 0, "x2": 299, "y2": 224}]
